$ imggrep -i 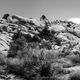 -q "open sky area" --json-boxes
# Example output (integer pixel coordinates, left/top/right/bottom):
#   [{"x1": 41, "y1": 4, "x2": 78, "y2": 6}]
[{"x1": 0, "y1": 0, "x2": 80, "y2": 21}]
